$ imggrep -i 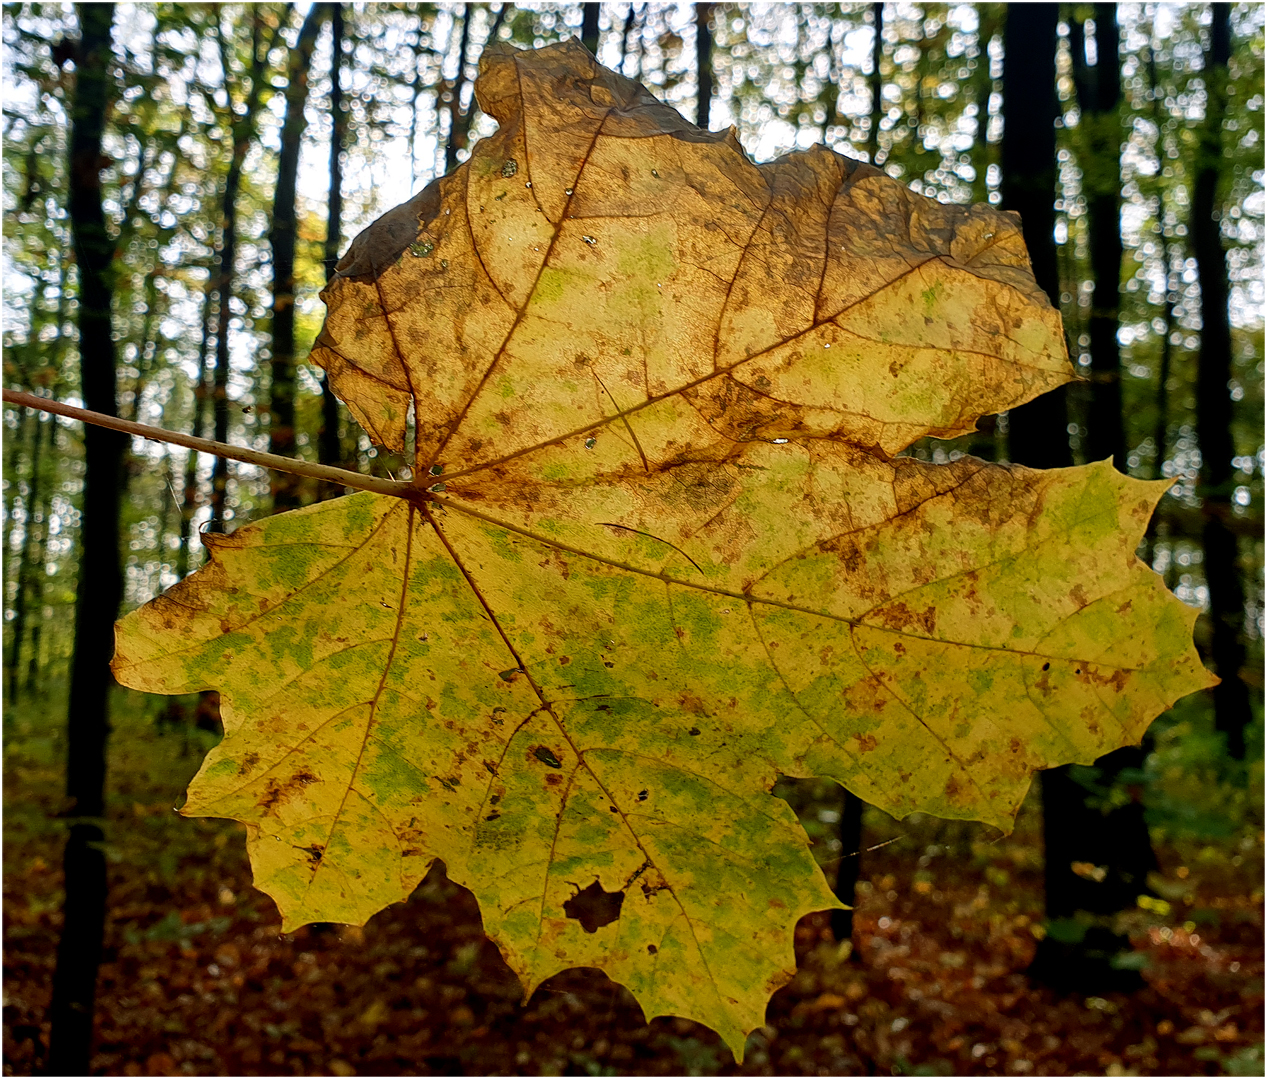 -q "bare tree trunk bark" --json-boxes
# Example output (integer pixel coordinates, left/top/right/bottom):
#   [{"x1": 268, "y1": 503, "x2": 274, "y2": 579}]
[
  {"x1": 270, "y1": 4, "x2": 328, "y2": 513},
  {"x1": 1001, "y1": 3, "x2": 1152, "y2": 994},
  {"x1": 832, "y1": 0, "x2": 889, "y2": 945},
  {"x1": 695, "y1": 3, "x2": 714, "y2": 129},
  {"x1": 176, "y1": 278, "x2": 215, "y2": 579},
  {"x1": 27, "y1": 414, "x2": 56, "y2": 695},
  {"x1": 319, "y1": 1, "x2": 349, "y2": 498},
  {"x1": 443, "y1": 5, "x2": 472, "y2": 175},
  {"x1": 866, "y1": 2, "x2": 884, "y2": 166},
  {"x1": 46, "y1": 5, "x2": 124, "y2": 1072},
  {"x1": 582, "y1": 2, "x2": 600, "y2": 55},
  {"x1": 7, "y1": 406, "x2": 47, "y2": 704},
  {"x1": 1191, "y1": 5, "x2": 1249, "y2": 762},
  {"x1": 209, "y1": 9, "x2": 267, "y2": 534},
  {"x1": 1071, "y1": 5, "x2": 1126, "y2": 472}
]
